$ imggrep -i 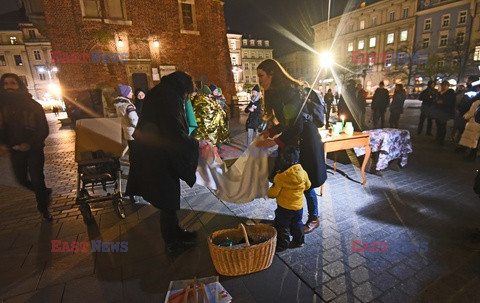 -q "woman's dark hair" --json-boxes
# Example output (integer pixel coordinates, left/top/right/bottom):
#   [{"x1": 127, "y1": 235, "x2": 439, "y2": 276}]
[
  {"x1": 0, "y1": 73, "x2": 28, "y2": 93},
  {"x1": 257, "y1": 59, "x2": 303, "y2": 119},
  {"x1": 257, "y1": 59, "x2": 303, "y2": 91}
]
